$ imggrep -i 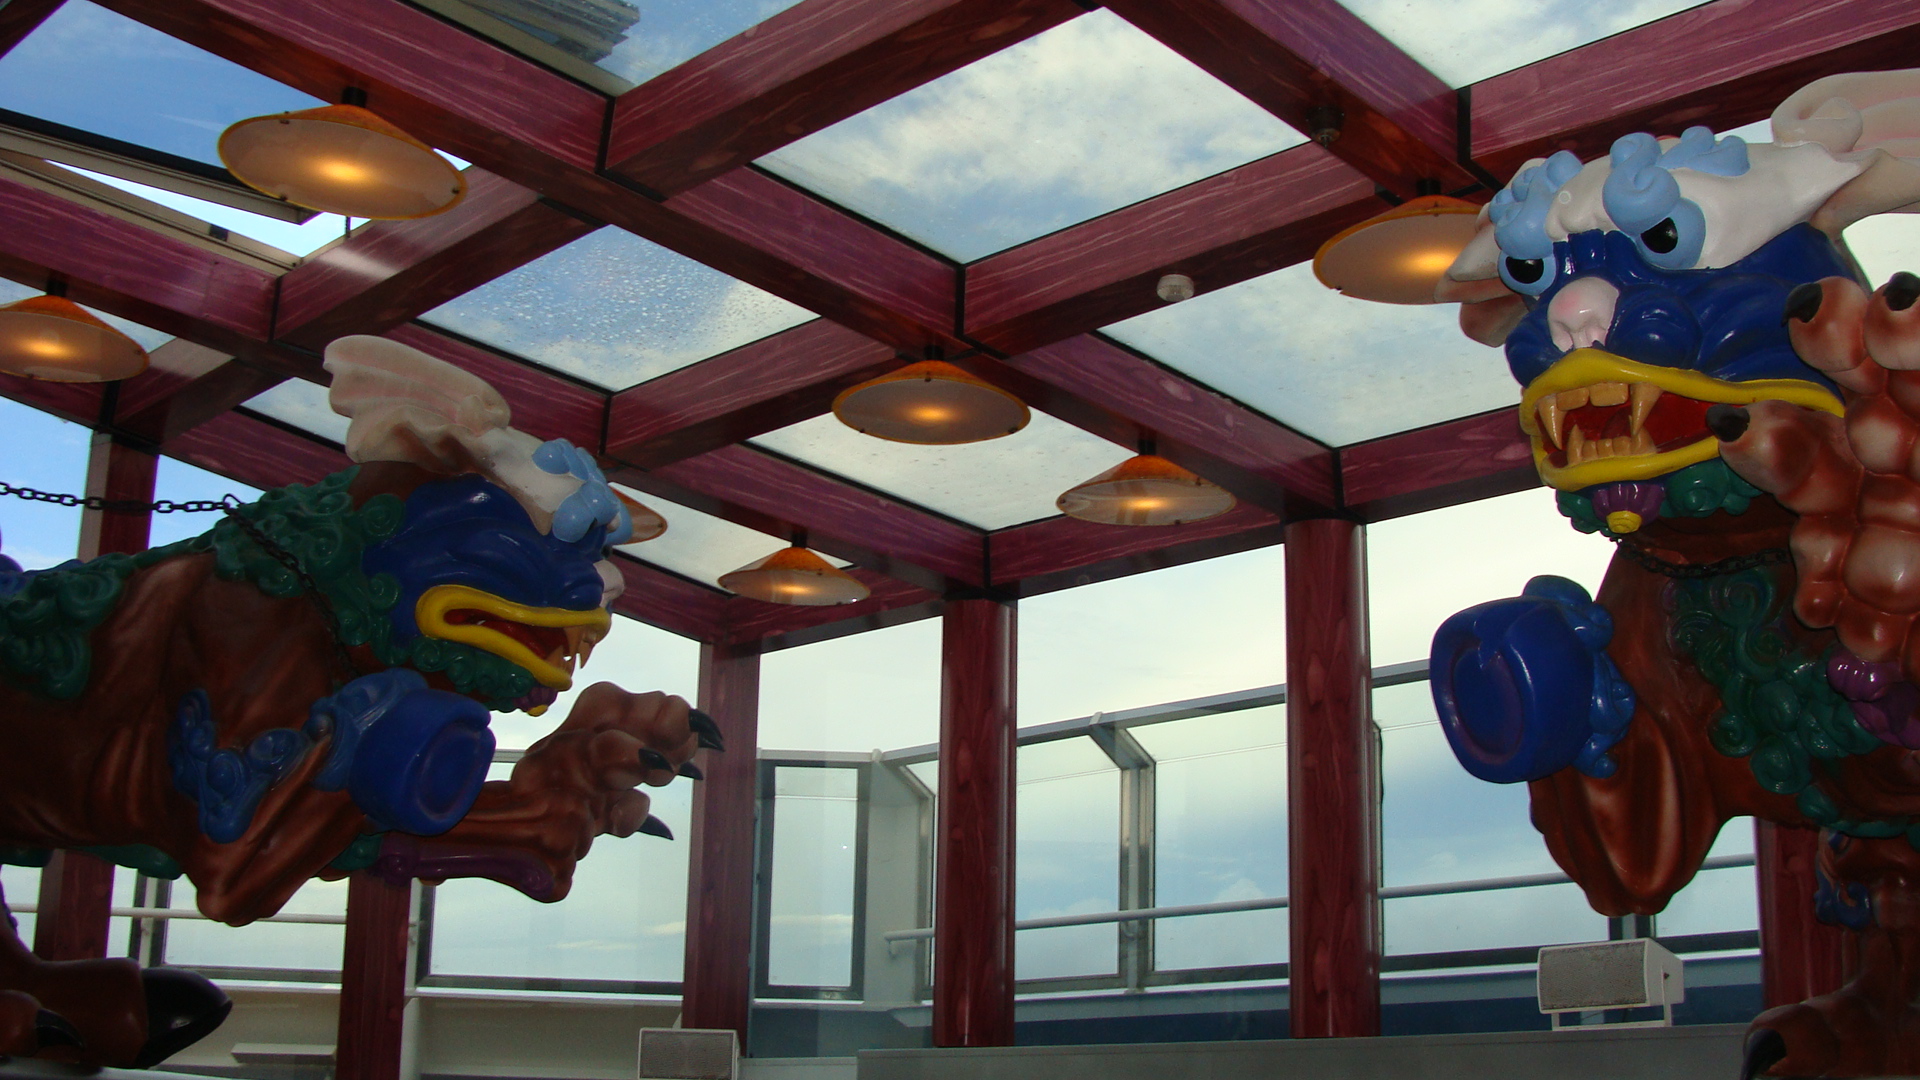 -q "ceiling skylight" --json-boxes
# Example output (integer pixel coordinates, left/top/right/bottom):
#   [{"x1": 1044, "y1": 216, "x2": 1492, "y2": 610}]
[{"x1": 757, "y1": 9, "x2": 1307, "y2": 262}]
